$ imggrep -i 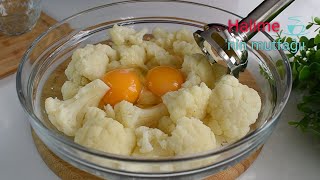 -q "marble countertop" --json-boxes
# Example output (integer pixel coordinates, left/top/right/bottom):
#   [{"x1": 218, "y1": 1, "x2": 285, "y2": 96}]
[{"x1": 0, "y1": 0, "x2": 319, "y2": 179}]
